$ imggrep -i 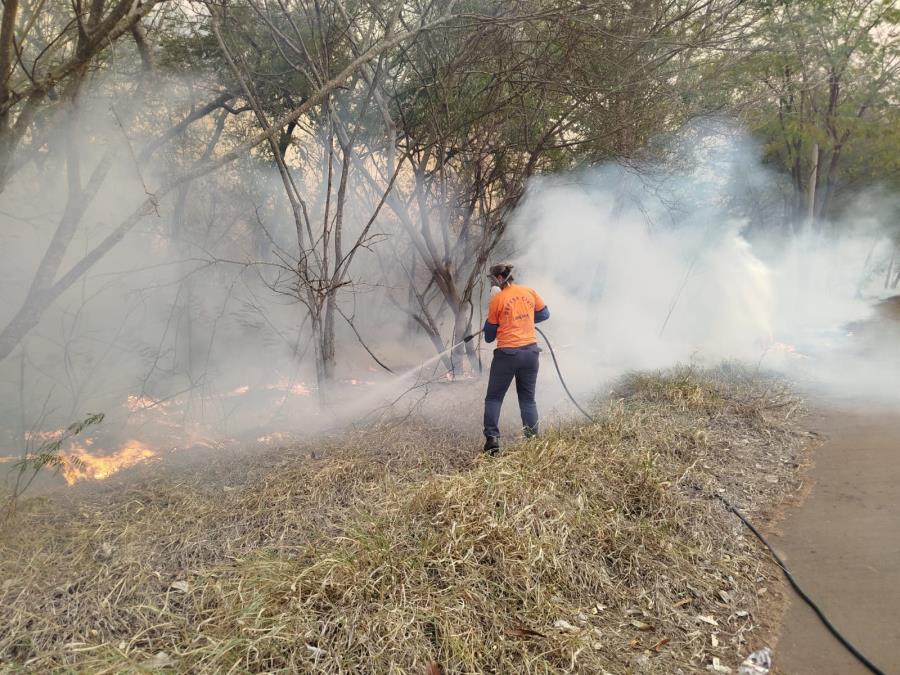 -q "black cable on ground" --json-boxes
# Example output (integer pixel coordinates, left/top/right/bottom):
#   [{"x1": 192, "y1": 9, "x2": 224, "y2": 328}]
[
  {"x1": 533, "y1": 327, "x2": 884, "y2": 674},
  {"x1": 535, "y1": 326, "x2": 596, "y2": 423},
  {"x1": 711, "y1": 491, "x2": 885, "y2": 675}
]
